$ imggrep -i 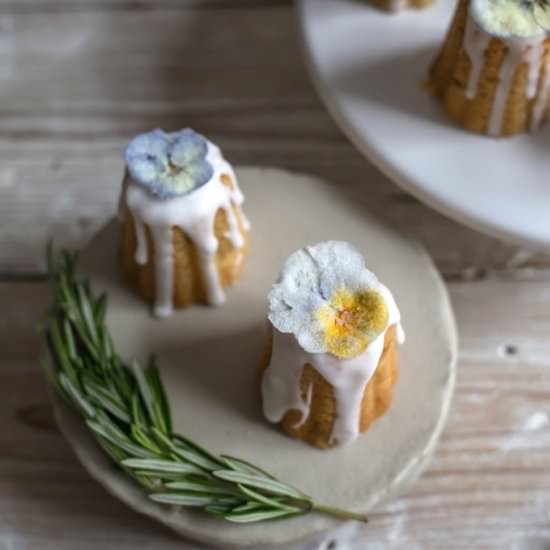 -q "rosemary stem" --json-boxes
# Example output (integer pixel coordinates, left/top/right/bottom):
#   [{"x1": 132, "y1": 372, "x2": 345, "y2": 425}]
[
  {"x1": 291, "y1": 498, "x2": 368, "y2": 523},
  {"x1": 311, "y1": 502, "x2": 368, "y2": 523}
]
